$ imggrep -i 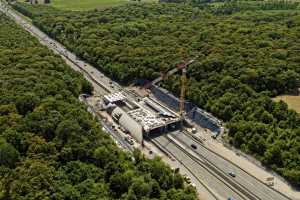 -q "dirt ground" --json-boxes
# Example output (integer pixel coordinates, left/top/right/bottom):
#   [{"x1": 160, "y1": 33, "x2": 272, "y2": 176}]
[{"x1": 273, "y1": 95, "x2": 300, "y2": 113}]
